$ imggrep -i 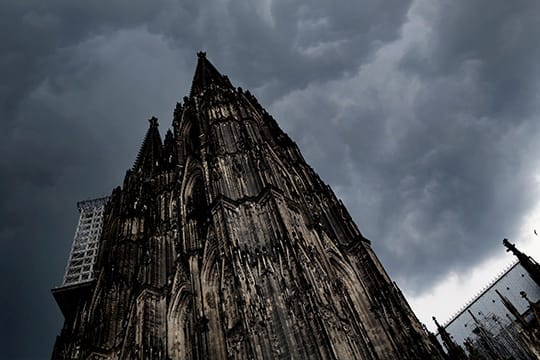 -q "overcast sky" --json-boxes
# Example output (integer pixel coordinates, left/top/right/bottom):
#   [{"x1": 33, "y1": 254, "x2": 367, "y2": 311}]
[{"x1": 2, "y1": 0, "x2": 540, "y2": 358}]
